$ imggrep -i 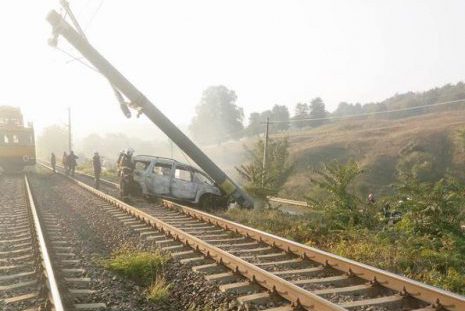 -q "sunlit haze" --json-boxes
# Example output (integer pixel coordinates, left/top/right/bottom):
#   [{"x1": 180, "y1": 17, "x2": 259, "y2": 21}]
[{"x1": 1, "y1": 0, "x2": 464, "y2": 139}]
